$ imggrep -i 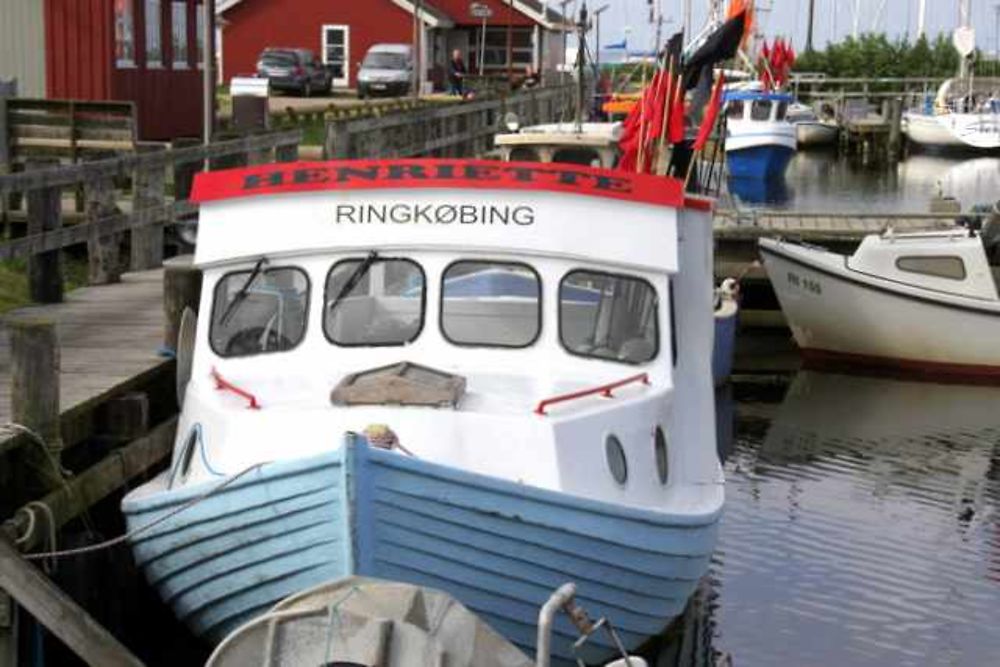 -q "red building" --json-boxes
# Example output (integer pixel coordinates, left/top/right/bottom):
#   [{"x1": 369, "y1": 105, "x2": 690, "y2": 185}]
[
  {"x1": 43, "y1": 0, "x2": 207, "y2": 140},
  {"x1": 217, "y1": 0, "x2": 567, "y2": 91}
]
